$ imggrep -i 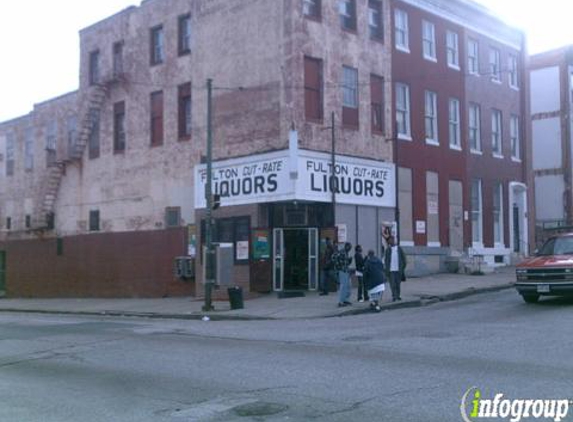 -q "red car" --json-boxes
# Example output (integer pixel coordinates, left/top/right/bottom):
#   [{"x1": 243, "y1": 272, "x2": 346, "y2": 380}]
[{"x1": 516, "y1": 233, "x2": 573, "y2": 303}]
